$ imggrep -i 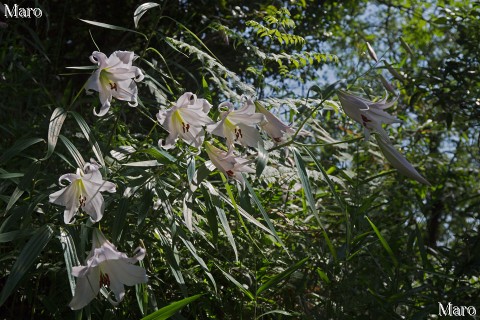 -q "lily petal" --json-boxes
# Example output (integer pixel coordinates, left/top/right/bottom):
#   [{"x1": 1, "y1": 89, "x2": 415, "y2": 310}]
[
  {"x1": 375, "y1": 135, "x2": 430, "y2": 185},
  {"x1": 69, "y1": 267, "x2": 100, "y2": 310}
]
